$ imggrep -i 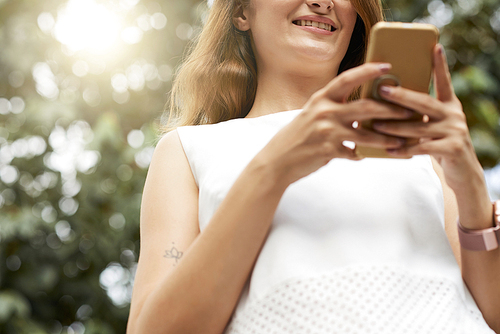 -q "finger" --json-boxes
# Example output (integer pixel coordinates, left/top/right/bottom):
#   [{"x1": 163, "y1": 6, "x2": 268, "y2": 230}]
[
  {"x1": 386, "y1": 138, "x2": 452, "y2": 157},
  {"x1": 377, "y1": 85, "x2": 446, "y2": 120},
  {"x1": 340, "y1": 99, "x2": 414, "y2": 122},
  {"x1": 337, "y1": 144, "x2": 364, "y2": 161},
  {"x1": 433, "y1": 44, "x2": 455, "y2": 102},
  {"x1": 344, "y1": 128, "x2": 406, "y2": 149},
  {"x1": 372, "y1": 120, "x2": 446, "y2": 139},
  {"x1": 324, "y1": 63, "x2": 392, "y2": 102}
]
